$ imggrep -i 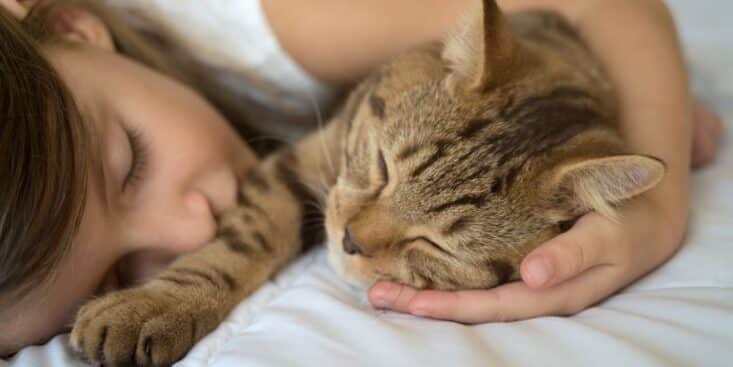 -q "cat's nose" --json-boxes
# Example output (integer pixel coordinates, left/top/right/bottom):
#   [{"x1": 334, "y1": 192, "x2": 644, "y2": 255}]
[{"x1": 342, "y1": 227, "x2": 365, "y2": 255}]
